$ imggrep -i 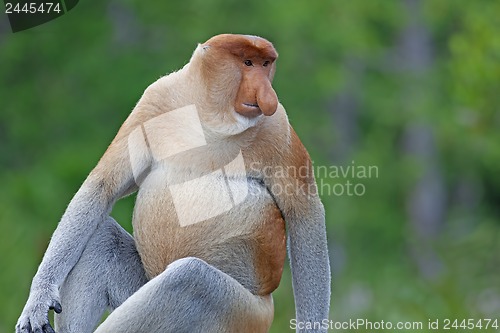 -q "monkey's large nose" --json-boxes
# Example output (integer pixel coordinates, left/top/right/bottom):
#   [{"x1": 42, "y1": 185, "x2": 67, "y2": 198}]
[{"x1": 256, "y1": 79, "x2": 278, "y2": 116}]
